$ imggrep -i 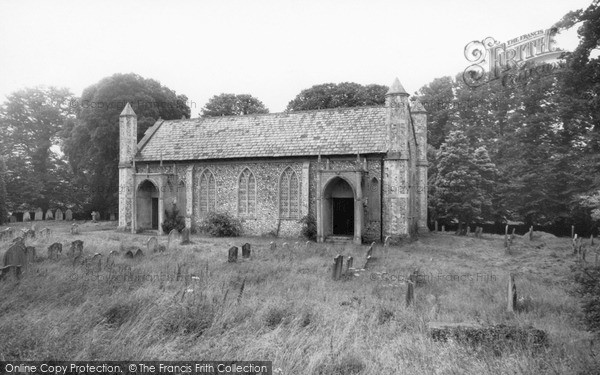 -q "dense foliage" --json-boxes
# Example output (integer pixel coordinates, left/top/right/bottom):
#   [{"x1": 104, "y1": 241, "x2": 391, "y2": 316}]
[
  {"x1": 286, "y1": 82, "x2": 387, "y2": 111},
  {"x1": 200, "y1": 212, "x2": 243, "y2": 237},
  {"x1": 201, "y1": 94, "x2": 269, "y2": 117}
]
